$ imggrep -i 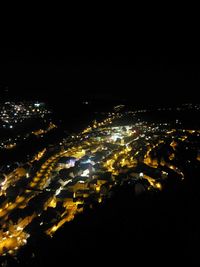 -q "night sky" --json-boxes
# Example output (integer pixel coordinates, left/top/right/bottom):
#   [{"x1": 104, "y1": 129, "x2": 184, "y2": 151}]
[{"x1": 0, "y1": 49, "x2": 199, "y2": 105}]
